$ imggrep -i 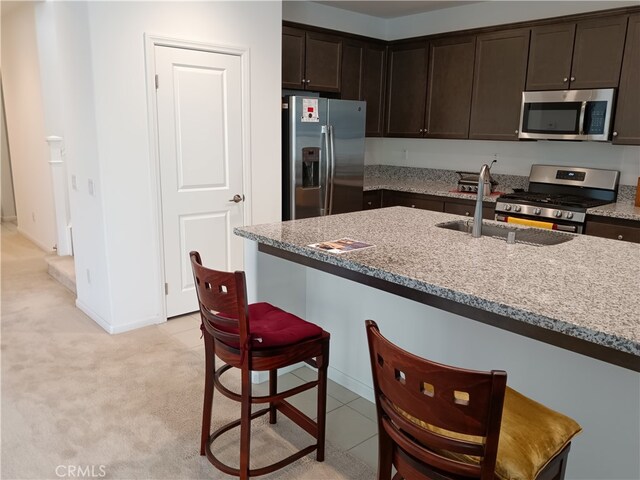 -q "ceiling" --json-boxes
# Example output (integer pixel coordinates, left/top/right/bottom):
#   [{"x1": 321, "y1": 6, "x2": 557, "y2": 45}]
[{"x1": 313, "y1": 1, "x2": 484, "y2": 19}]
